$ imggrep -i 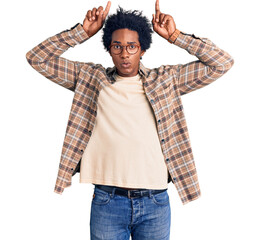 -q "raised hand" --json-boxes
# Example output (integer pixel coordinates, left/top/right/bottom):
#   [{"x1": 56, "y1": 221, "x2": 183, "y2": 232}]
[
  {"x1": 152, "y1": 0, "x2": 176, "y2": 40},
  {"x1": 83, "y1": 1, "x2": 111, "y2": 38}
]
